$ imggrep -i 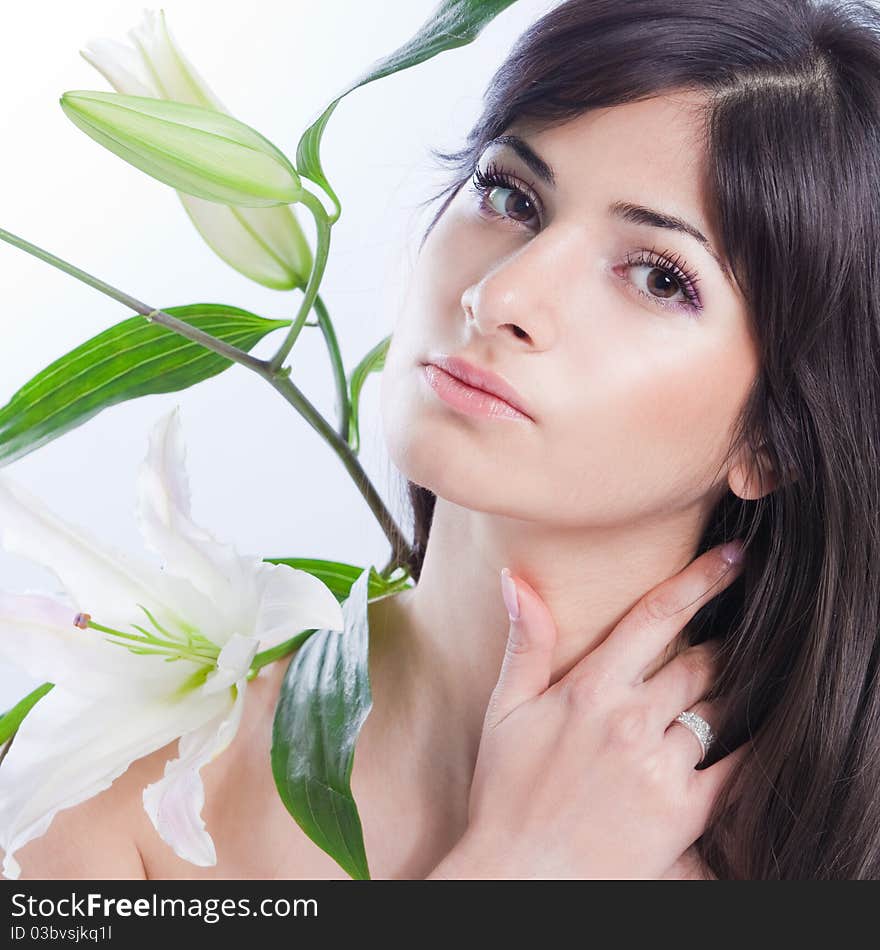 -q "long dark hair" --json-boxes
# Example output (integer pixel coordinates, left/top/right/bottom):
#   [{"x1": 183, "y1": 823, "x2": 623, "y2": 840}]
[{"x1": 392, "y1": 0, "x2": 880, "y2": 879}]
